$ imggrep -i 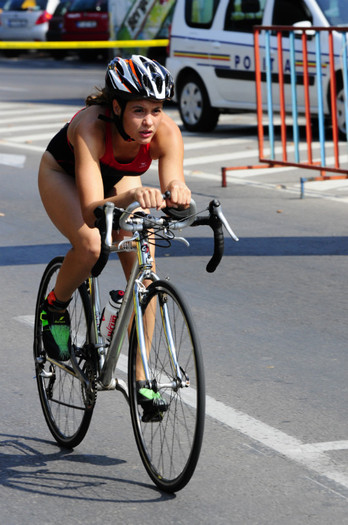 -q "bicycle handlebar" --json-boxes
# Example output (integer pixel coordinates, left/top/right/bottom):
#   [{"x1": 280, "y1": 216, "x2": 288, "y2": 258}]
[
  {"x1": 191, "y1": 199, "x2": 238, "y2": 273},
  {"x1": 93, "y1": 196, "x2": 238, "y2": 276}
]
